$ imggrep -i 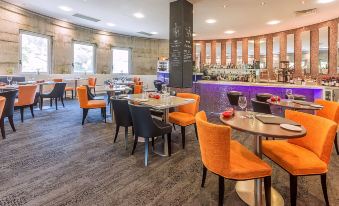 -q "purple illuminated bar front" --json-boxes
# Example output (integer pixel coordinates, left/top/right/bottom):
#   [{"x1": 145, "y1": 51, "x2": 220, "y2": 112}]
[{"x1": 193, "y1": 81, "x2": 323, "y2": 114}]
